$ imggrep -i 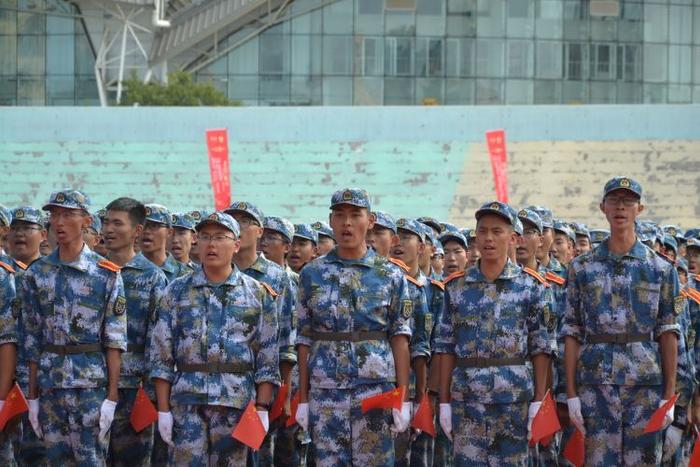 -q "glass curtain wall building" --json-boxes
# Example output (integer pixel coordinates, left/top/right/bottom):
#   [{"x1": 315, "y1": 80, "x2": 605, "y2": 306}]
[{"x1": 2, "y1": 0, "x2": 700, "y2": 106}]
